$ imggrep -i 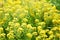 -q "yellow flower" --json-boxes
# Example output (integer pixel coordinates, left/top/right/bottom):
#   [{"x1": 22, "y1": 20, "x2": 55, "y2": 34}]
[
  {"x1": 0, "y1": 33, "x2": 6, "y2": 38},
  {"x1": 27, "y1": 24, "x2": 32, "y2": 29},
  {"x1": 0, "y1": 27, "x2": 3, "y2": 33},
  {"x1": 49, "y1": 34, "x2": 54, "y2": 39},
  {"x1": 5, "y1": 27, "x2": 9, "y2": 31},
  {"x1": 45, "y1": 29, "x2": 49, "y2": 32},
  {"x1": 36, "y1": 36, "x2": 40, "y2": 40},
  {"x1": 45, "y1": 38, "x2": 50, "y2": 40},
  {"x1": 48, "y1": 31, "x2": 53, "y2": 35},
  {"x1": 29, "y1": 8, "x2": 35, "y2": 17},
  {"x1": 57, "y1": 20, "x2": 60, "y2": 24},
  {"x1": 31, "y1": 27, "x2": 36, "y2": 31},
  {"x1": 38, "y1": 22, "x2": 46, "y2": 26},
  {"x1": 19, "y1": 13, "x2": 26, "y2": 18},
  {"x1": 24, "y1": 10, "x2": 28, "y2": 13},
  {"x1": 12, "y1": 13, "x2": 17, "y2": 17},
  {"x1": 10, "y1": 30, "x2": 14, "y2": 33},
  {"x1": 0, "y1": 21, "x2": 4, "y2": 25},
  {"x1": 13, "y1": 18, "x2": 18, "y2": 22},
  {"x1": 9, "y1": 22, "x2": 14, "y2": 26},
  {"x1": 7, "y1": 31, "x2": 14, "y2": 39},
  {"x1": 51, "y1": 5, "x2": 57, "y2": 12},
  {"x1": 32, "y1": 32, "x2": 37, "y2": 36},
  {"x1": 26, "y1": 33, "x2": 32, "y2": 38},
  {"x1": 41, "y1": 34, "x2": 47, "y2": 38},
  {"x1": 52, "y1": 19, "x2": 59, "y2": 24},
  {"x1": 14, "y1": 0, "x2": 21, "y2": 5},
  {"x1": 15, "y1": 23, "x2": 20, "y2": 27},
  {"x1": 7, "y1": 0, "x2": 13, "y2": 5},
  {"x1": 56, "y1": 33, "x2": 60, "y2": 38},
  {"x1": 21, "y1": 23, "x2": 27, "y2": 27},
  {"x1": 35, "y1": 19, "x2": 39, "y2": 23},
  {"x1": 52, "y1": 26, "x2": 60, "y2": 30},
  {"x1": 36, "y1": 13, "x2": 40, "y2": 16},
  {"x1": 10, "y1": 27, "x2": 13, "y2": 31},
  {"x1": 17, "y1": 27, "x2": 23, "y2": 33},
  {"x1": 34, "y1": 2, "x2": 40, "y2": 9},
  {"x1": 40, "y1": 30, "x2": 46, "y2": 34},
  {"x1": 37, "y1": 26, "x2": 42, "y2": 32},
  {"x1": 58, "y1": 27, "x2": 60, "y2": 31},
  {"x1": 51, "y1": 27, "x2": 58, "y2": 31},
  {"x1": 43, "y1": 3, "x2": 52, "y2": 12},
  {"x1": 22, "y1": 18, "x2": 28, "y2": 22},
  {"x1": 17, "y1": 28, "x2": 23, "y2": 34}
]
